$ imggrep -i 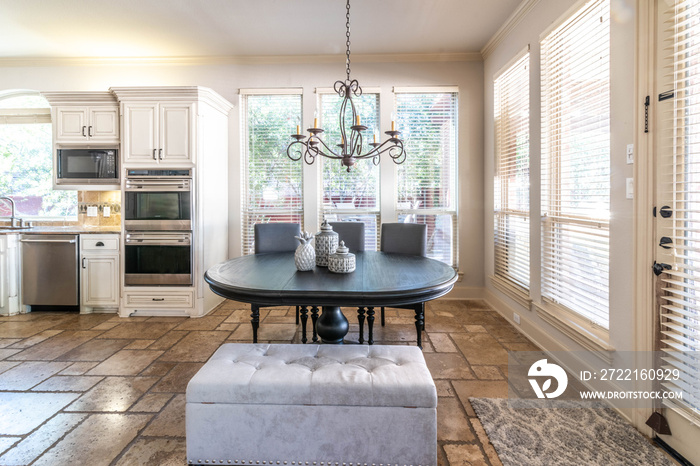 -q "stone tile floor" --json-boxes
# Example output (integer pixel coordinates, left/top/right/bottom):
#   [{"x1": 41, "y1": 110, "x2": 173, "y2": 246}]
[{"x1": 0, "y1": 299, "x2": 630, "y2": 465}]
